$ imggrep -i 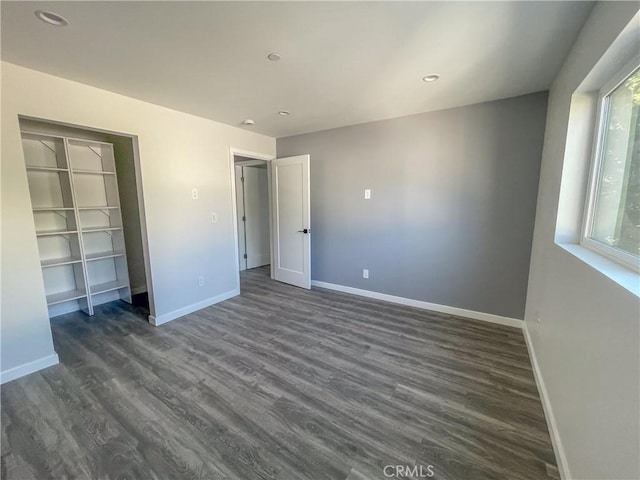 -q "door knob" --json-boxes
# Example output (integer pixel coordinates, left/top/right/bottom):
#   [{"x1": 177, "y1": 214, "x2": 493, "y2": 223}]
[{"x1": 297, "y1": 228, "x2": 310, "y2": 234}]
